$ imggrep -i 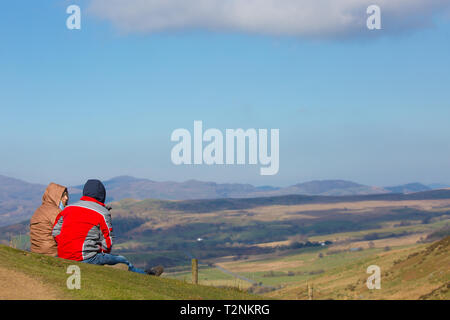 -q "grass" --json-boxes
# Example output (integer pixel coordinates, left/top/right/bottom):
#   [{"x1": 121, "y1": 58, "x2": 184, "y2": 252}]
[
  {"x1": 0, "y1": 245, "x2": 263, "y2": 300},
  {"x1": 215, "y1": 246, "x2": 386, "y2": 287},
  {"x1": 166, "y1": 266, "x2": 253, "y2": 290},
  {"x1": 193, "y1": 235, "x2": 449, "y2": 300},
  {"x1": 265, "y1": 237, "x2": 450, "y2": 300}
]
